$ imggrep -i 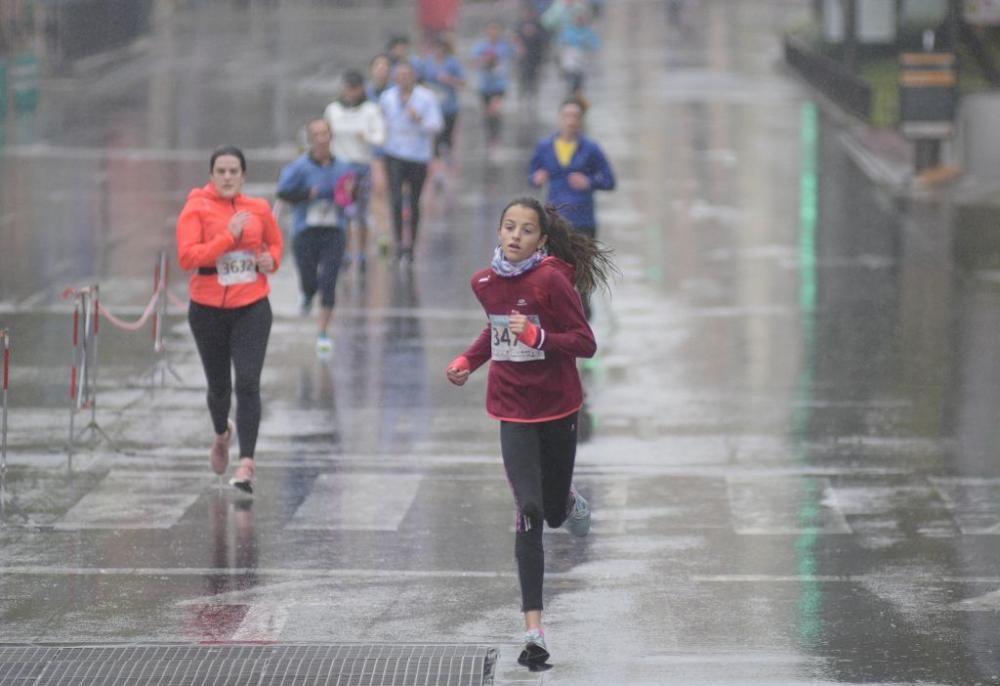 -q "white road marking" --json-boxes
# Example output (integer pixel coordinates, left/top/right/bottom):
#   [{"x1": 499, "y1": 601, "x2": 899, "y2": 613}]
[
  {"x1": 53, "y1": 470, "x2": 212, "y2": 530},
  {"x1": 288, "y1": 473, "x2": 422, "y2": 531},
  {"x1": 230, "y1": 603, "x2": 290, "y2": 641}
]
